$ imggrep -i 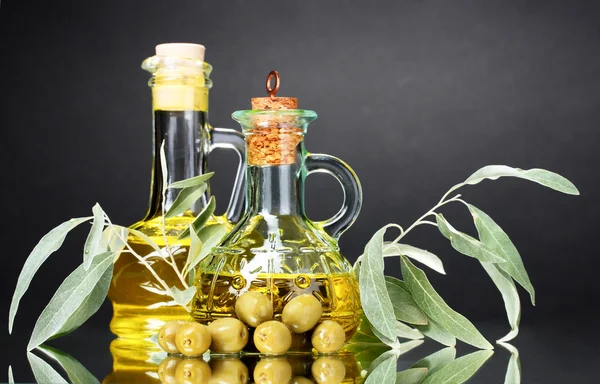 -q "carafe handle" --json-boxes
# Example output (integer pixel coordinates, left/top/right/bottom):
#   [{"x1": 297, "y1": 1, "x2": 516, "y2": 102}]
[
  {"x1": 305, "y1": 153, "x2": 362, "y2": 239},
  {"x1": 209, "y1": 127, "x2": 246, "y2": 223}
]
